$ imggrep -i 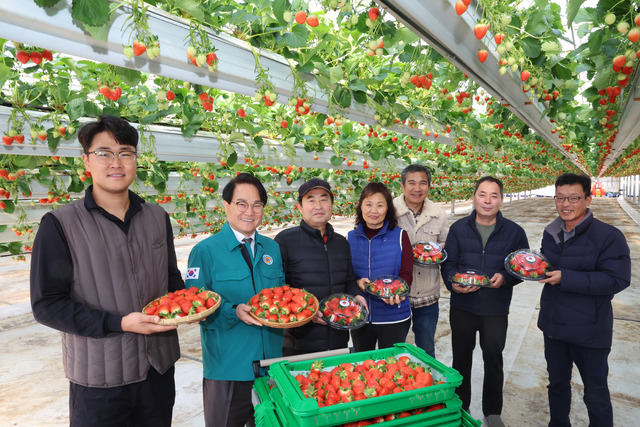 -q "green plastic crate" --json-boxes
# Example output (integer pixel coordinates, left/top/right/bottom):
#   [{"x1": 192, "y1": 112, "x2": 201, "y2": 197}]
[
  {"x1": 254, "y1": 375, "x2": 275, "y2": 404},
  {"x1": 460, "y1": 409, "x2": 482, "y2": 427},
  {"x1": 254, "y1": 400, "x2": 285, "y2": 427},
  {"x1": 266, "y1": 343, "x2": 463, "y2": 427}
]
